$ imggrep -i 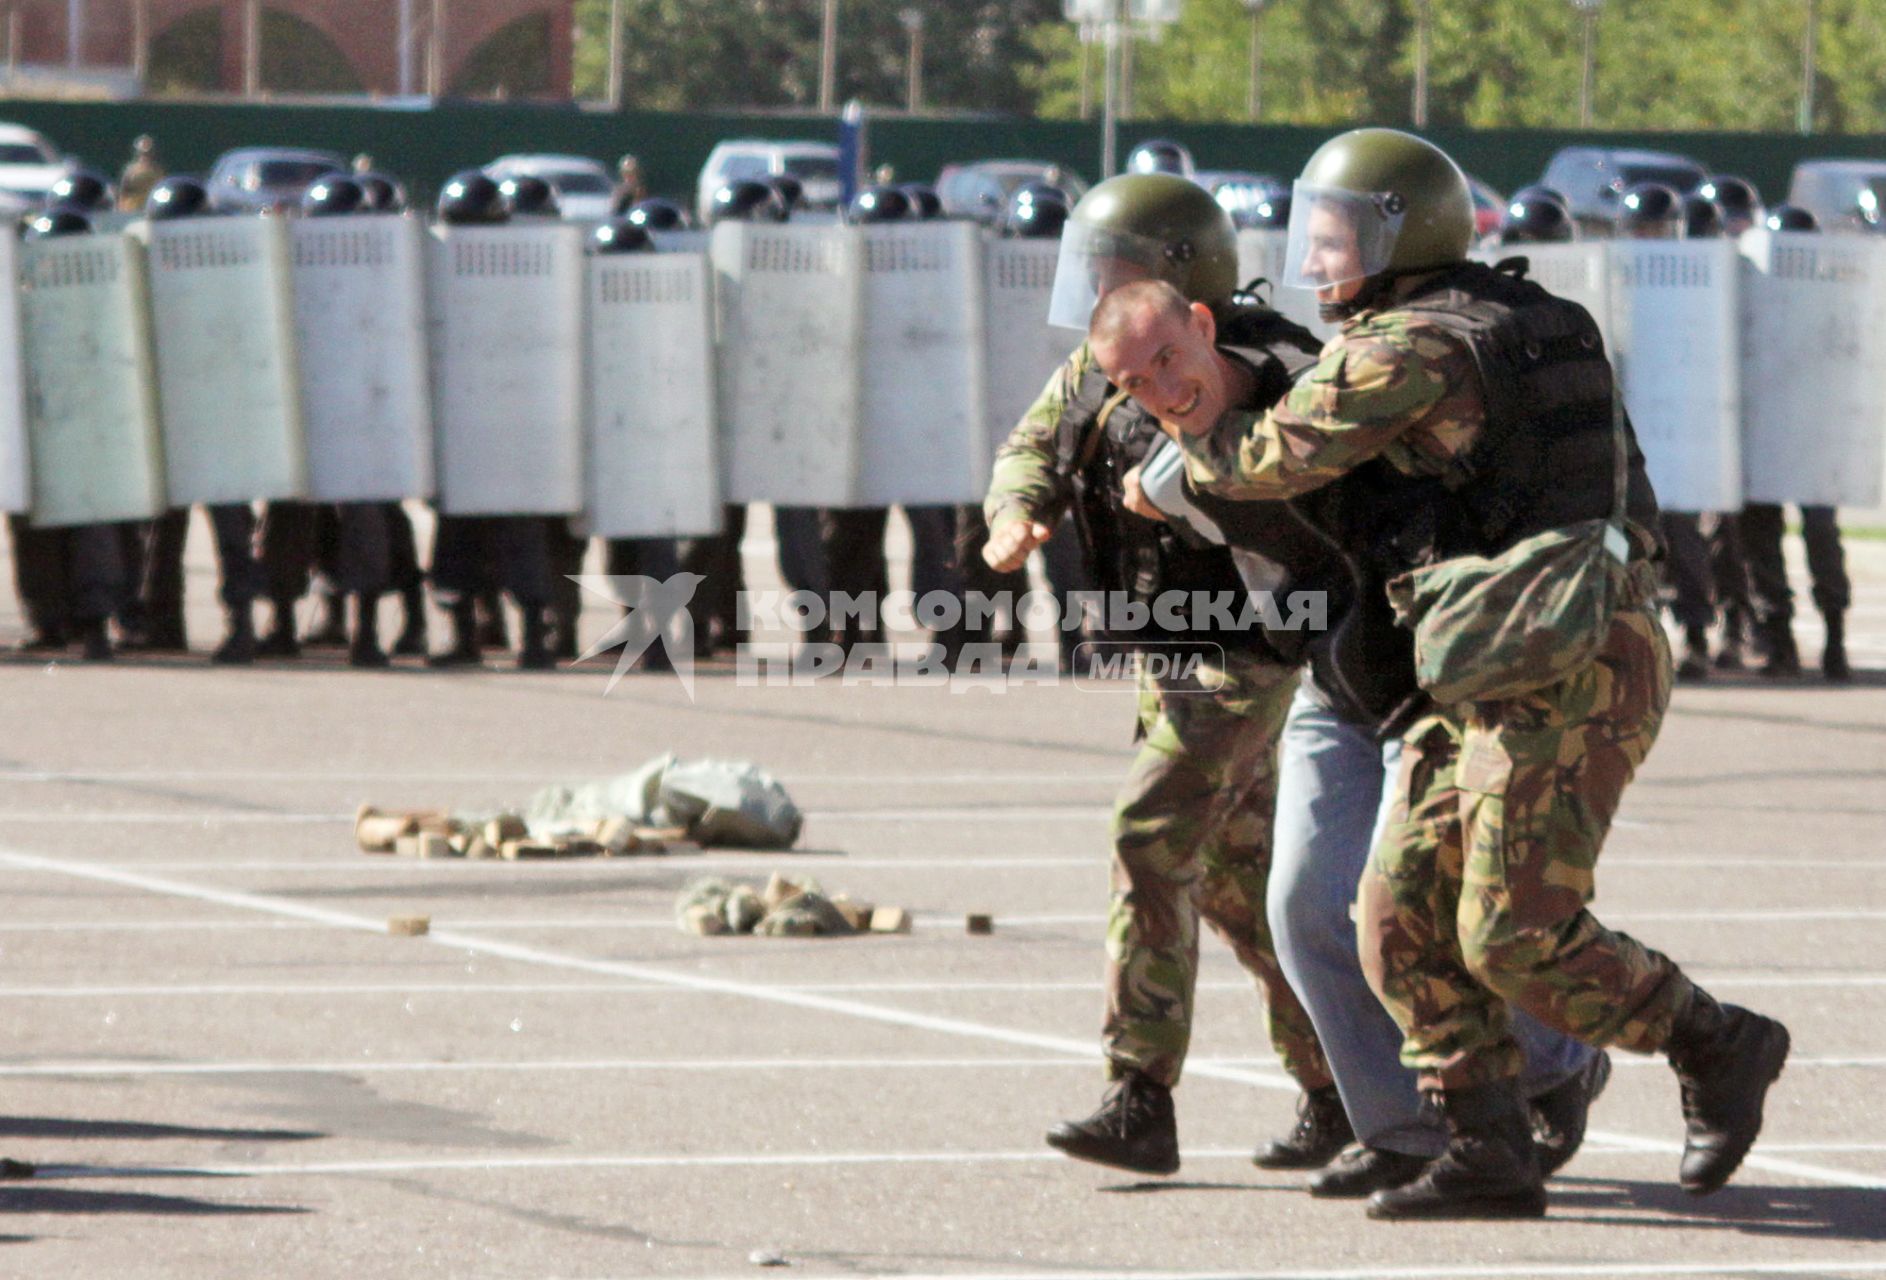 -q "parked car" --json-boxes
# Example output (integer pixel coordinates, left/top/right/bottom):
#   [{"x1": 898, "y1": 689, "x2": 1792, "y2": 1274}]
[
  {"x1": 1538, "y1": 146, "x2": 1708, "y2": 234},
  {"x1": 483, "y1": 153, "x2": 615, "y2": 221},
  {"x1": 697, "y1": 140, "x2": 843, "y2": 225},
  {"x1": 1465, "y1": 174, "x2": 1505, "y2": 241},
  {"x1": 0, "y1": 122, "x2": 68, "y2": 209},
  {"x1": 207, "y1": 147, "x2": 349, "y2": 213},
  {"x1": 935, "y1": 159, "x2": 1089, "y2": 224},
  {"x1": 1787, "y1": 158, "x2": 1886, "y2": 233}
]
